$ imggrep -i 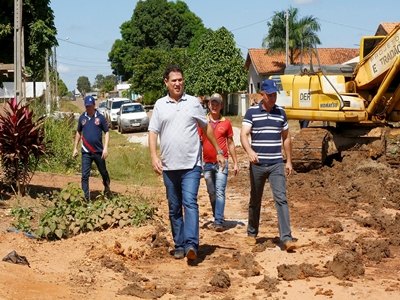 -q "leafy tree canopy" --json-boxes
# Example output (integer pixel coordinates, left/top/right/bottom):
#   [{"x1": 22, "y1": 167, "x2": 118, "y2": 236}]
[
  {"x1": 186, "y1": 27, "x2": 247, "y2": 96},
  {"x1": 0, "y1": 0, "x2": 57, "y2": 83},
  {"x1": 109, "y1": 0, "x2": 205, "y2": 82},
  {"x1": 77, "y1": 76, "x2": 91, "y2": 95},
  {"x1": 262, "y1": 6, "x2": 320, "y2": 64},
  {"x1": 93, "y1": 74, "x2": 117, "y2": 93}
]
